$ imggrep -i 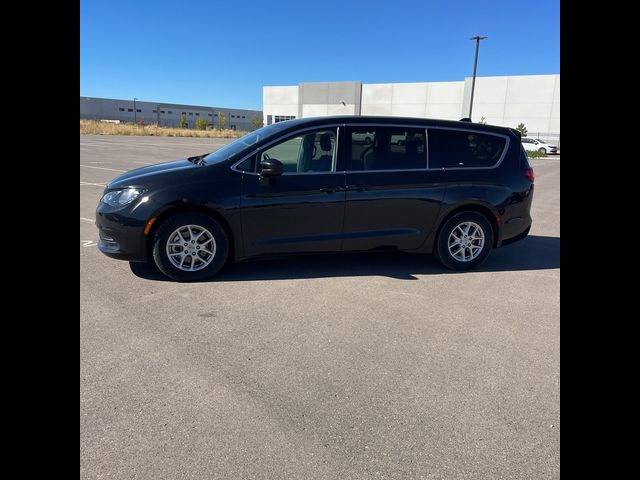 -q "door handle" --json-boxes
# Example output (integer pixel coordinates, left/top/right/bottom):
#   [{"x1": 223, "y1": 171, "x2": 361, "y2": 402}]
[{"x1": 347, "y1": 184, "x2": 367, "y2": 192}]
